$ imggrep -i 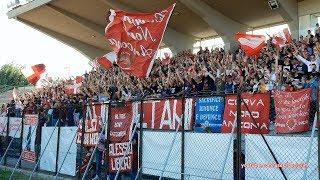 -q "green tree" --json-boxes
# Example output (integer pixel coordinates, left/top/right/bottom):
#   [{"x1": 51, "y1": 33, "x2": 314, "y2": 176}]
[{"x1": 0, "y1": 63, "x2": 29, "y2": 88}]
